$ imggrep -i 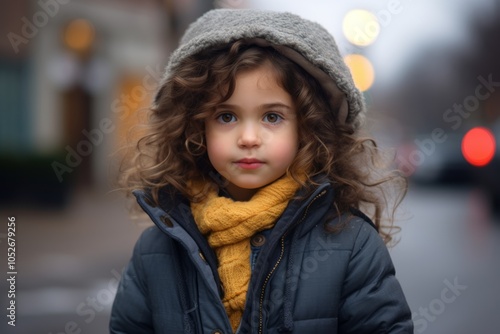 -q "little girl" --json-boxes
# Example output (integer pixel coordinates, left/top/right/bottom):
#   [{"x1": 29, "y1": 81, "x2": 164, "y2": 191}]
[{"x1": 110, "y1": 8, "x2": 413, "y2": 334}]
